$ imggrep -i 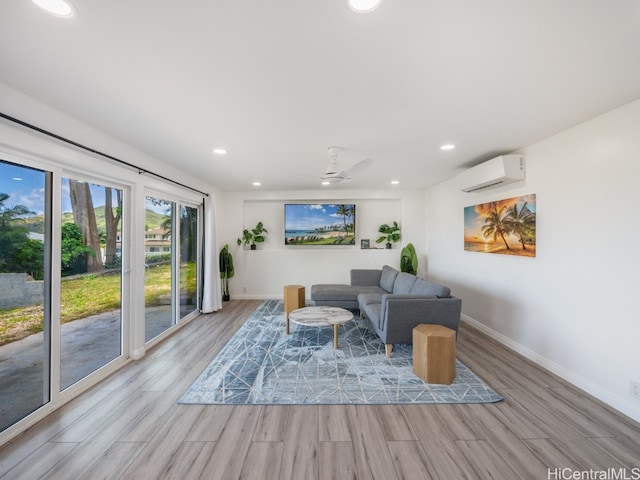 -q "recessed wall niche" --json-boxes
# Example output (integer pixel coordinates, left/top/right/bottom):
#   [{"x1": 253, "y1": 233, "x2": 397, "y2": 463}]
[{"x1": 240, "y1": 198, "x2": 401, "y2": 250}]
